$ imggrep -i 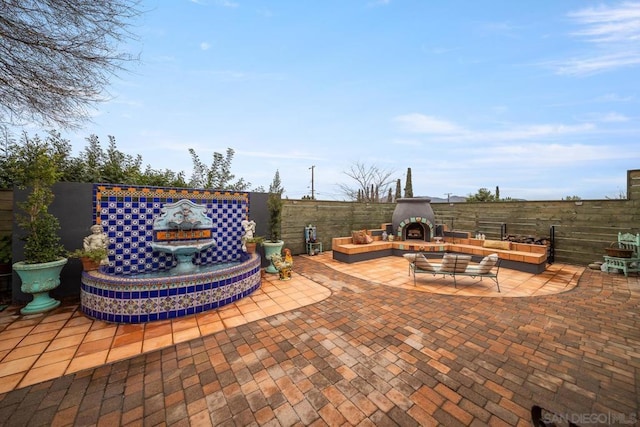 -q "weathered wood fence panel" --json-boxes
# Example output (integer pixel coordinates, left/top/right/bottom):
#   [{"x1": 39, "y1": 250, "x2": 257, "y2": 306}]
[
  {"x1": 2, "y1": 170, "x2": 639, "y2": 267},
  {"x1": 281, "y1": 200, "x2": 395, "y2": 255},
  {"x1": 281, "y1": 170, "x2": 640, "y2": 266}
]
